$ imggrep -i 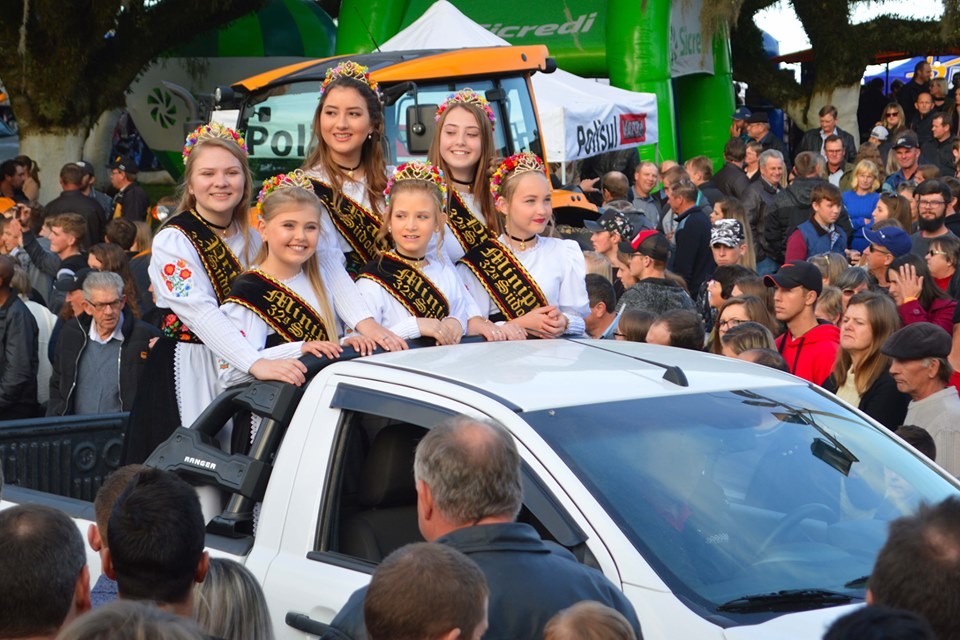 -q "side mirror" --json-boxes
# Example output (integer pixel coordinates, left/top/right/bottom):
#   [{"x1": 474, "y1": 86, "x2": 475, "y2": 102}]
[{"x1": 406, "y1": 104, "x2": 437, "y2": 155}]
